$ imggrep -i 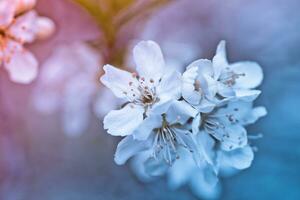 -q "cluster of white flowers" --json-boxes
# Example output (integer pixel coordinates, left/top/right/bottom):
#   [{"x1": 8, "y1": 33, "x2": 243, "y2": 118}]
[
  {"x1": 101, "y1": 40, "x2": 266, "y2": 198},
  {"x1": 0, "y1": 0, "x2": 54, "y2": 84}
]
